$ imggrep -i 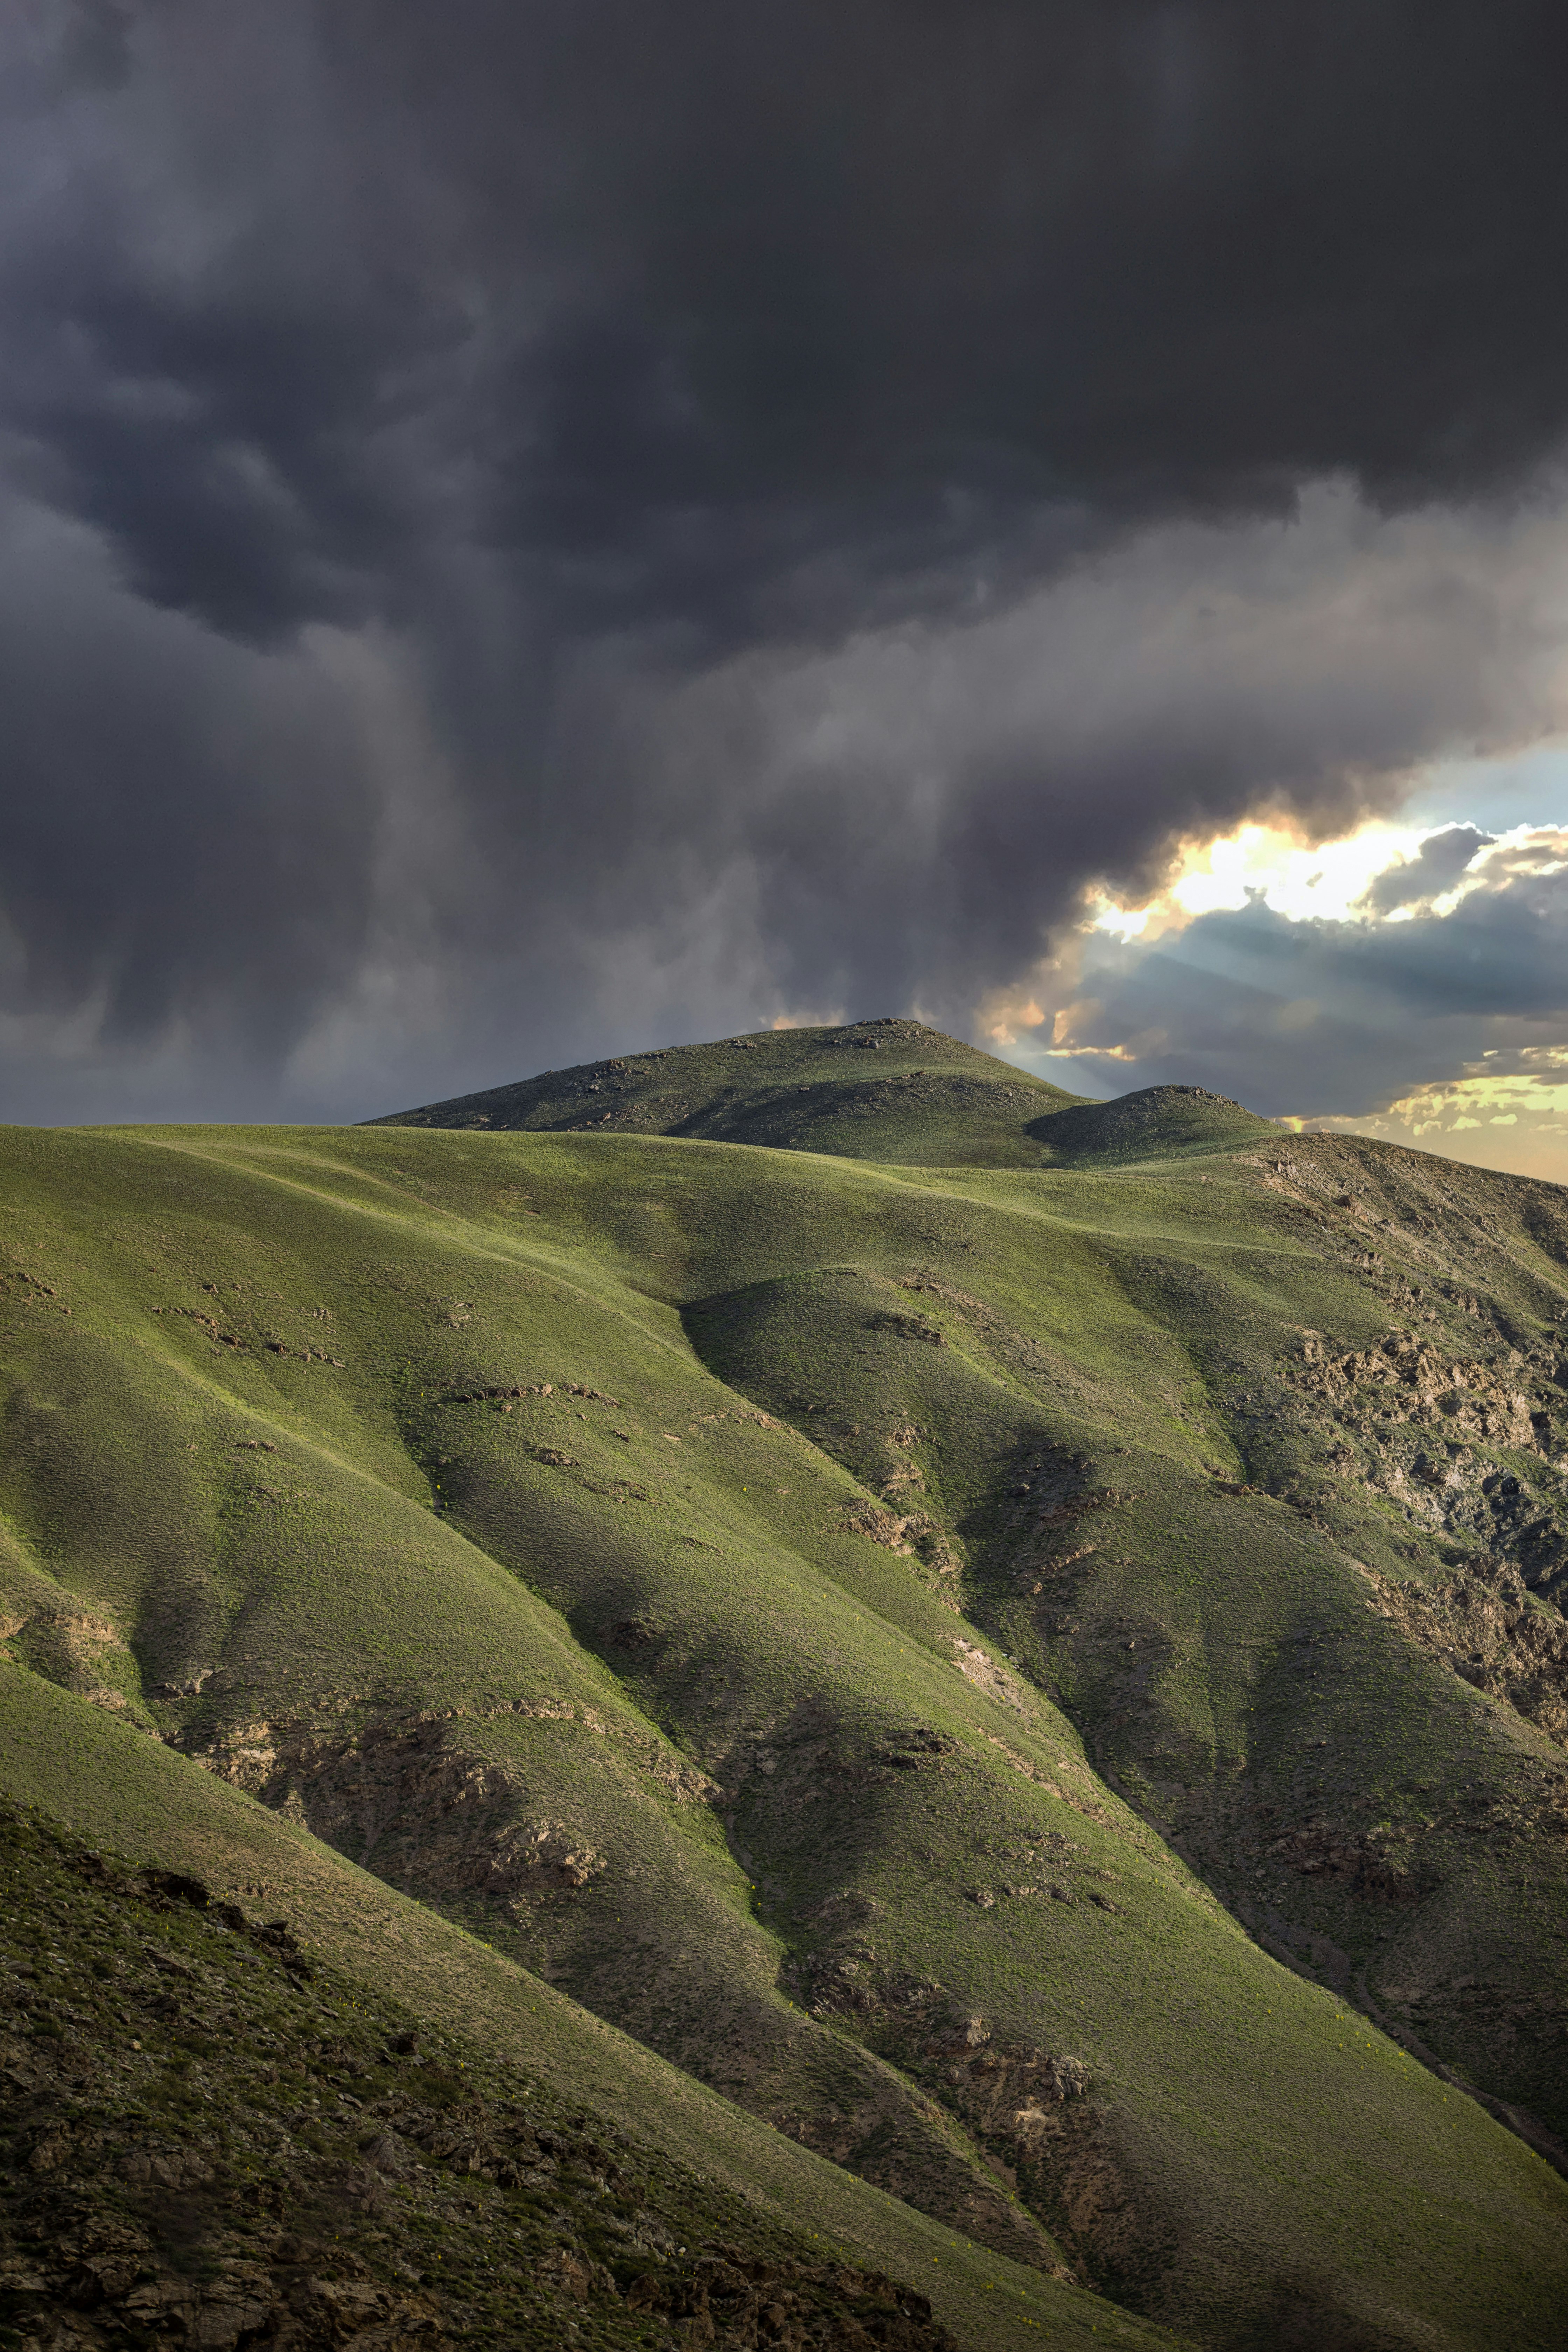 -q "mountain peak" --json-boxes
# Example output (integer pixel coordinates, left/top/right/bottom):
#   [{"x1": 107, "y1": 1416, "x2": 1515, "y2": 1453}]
[{"x1": 367, "y1": 1018, "x2": 1088, "y2": 1165}]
